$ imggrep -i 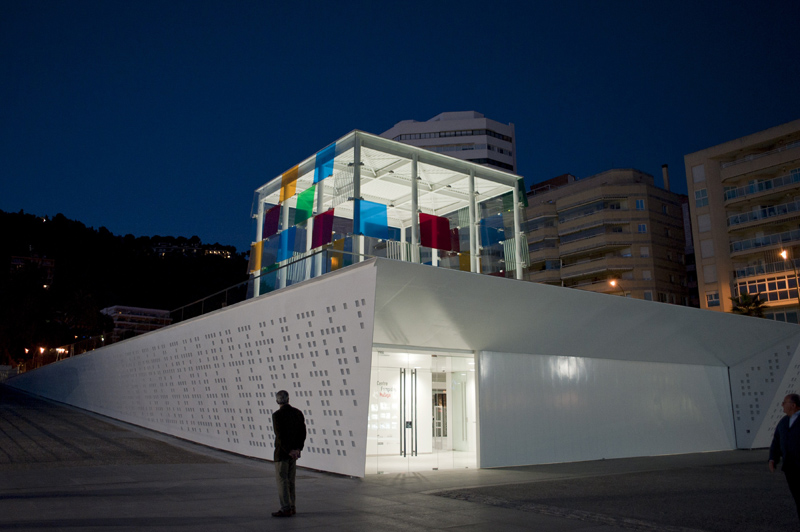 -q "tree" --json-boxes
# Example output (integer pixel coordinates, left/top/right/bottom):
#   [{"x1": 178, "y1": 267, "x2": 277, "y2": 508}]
[{"x1": 730, "y1": 293, "x2": 767, "y2": 317}]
